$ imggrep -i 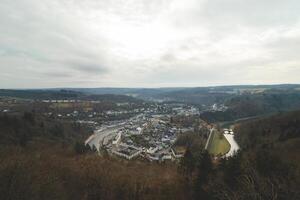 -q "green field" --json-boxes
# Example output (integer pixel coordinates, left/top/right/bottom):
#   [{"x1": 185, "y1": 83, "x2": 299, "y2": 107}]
[{"x1": 207, "y1": 131, "x2": 230, "y2": 156}]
